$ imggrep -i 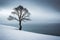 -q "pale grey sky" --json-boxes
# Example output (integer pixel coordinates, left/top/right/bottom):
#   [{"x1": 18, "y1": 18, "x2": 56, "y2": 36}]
[{"x1": 0, "y1": 0, "x2": 60, "y2": 26}]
